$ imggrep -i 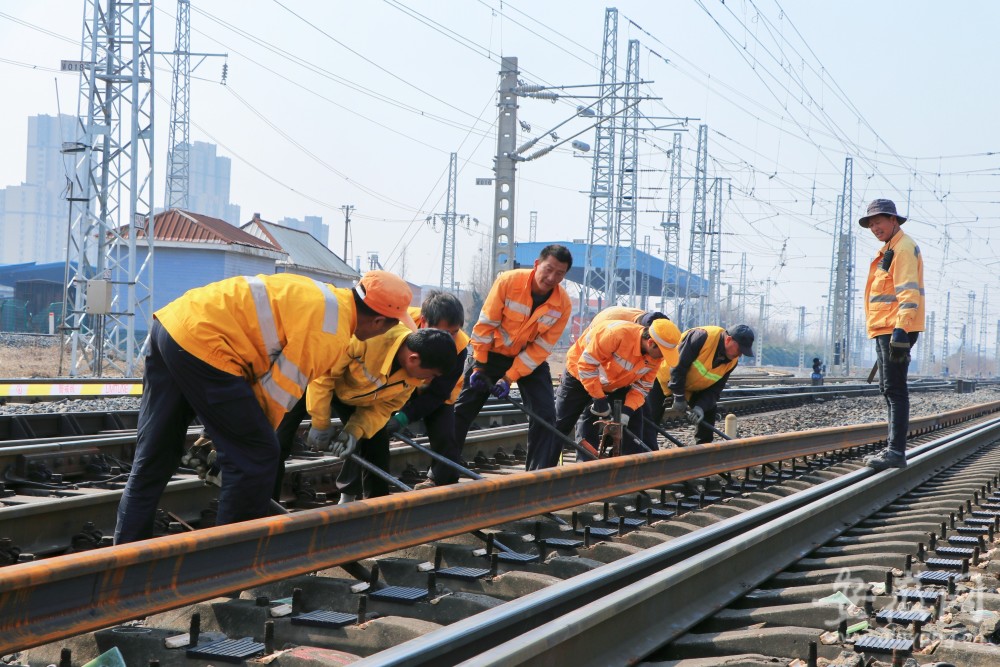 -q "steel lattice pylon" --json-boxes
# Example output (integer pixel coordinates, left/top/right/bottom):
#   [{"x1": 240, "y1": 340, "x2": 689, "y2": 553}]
[
  {"x1": 610, "y1": 39, "x2": 640, "y2": 306},
  {"x1": 63, "y1": 0, "x2": 155, "y2": 377},
  {"x1": 579, "y1": 7, "x2": 618, "y2": 324},
  {"x1": 682, "y1": 124, "x2": 708, "y2": 329},
  {"x1": 440, "y1": 152, "x2": 458, "y2": 292},
  {"x1": 164, "y1": 0, "x2": 190, "y2": 209},
  {"x1": 659, "y1": 132, "x2": 682, "y2": 314}
]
